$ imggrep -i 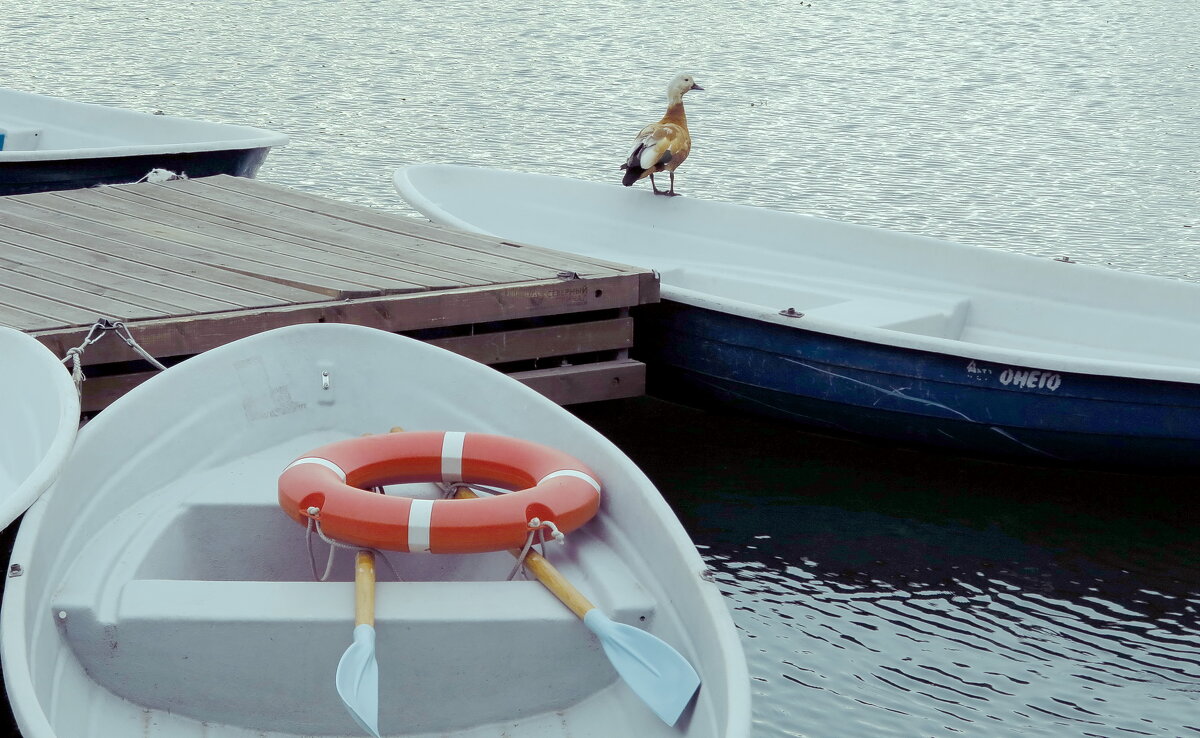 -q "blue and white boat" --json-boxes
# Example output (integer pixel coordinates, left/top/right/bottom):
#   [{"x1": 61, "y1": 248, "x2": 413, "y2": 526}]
[
  {"x1": 395, "y1": 164, "x2": 1200, "y2": 469},
  {"x1": 0, "y1": 88, "x2": 287, "y2": 196}
]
